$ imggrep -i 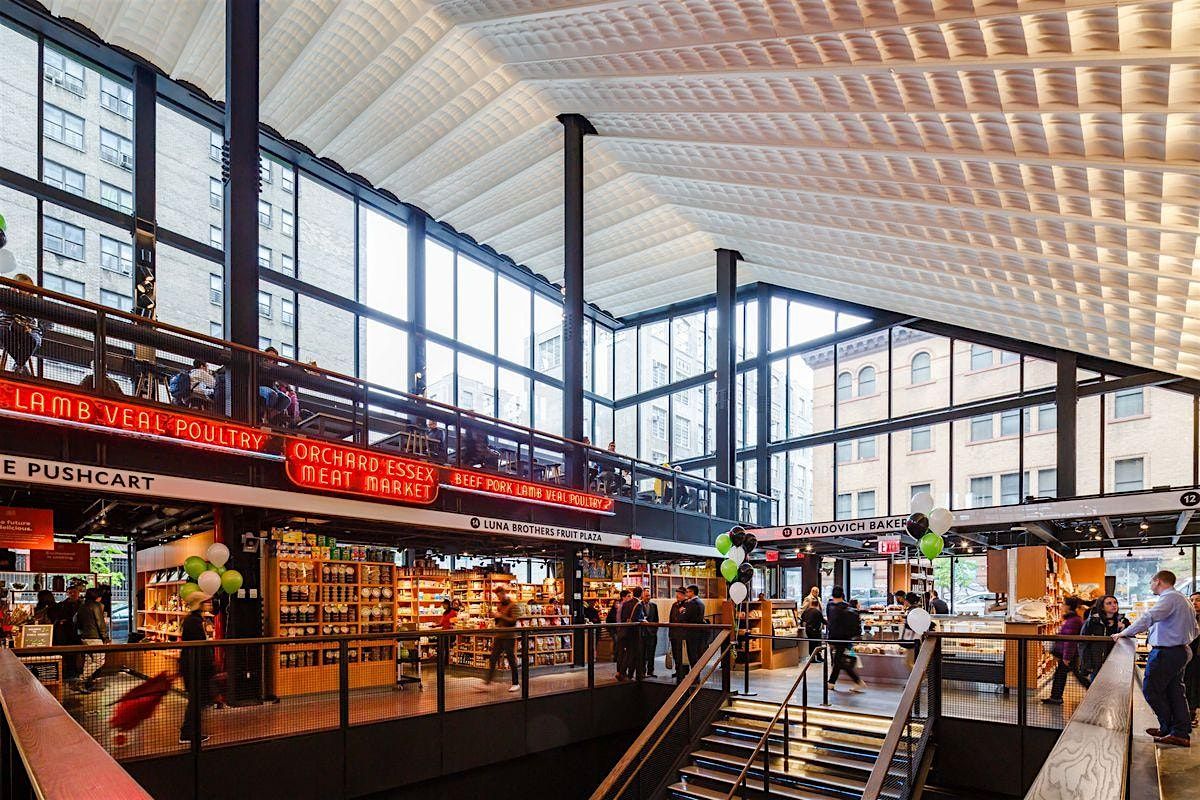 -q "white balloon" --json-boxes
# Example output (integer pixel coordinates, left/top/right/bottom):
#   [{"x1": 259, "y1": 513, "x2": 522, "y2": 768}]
[
  {"x1": 205, "y1": 542, "x2": 230, "y2": 568},
  {"x1": 906, "y1": 608, "x2": 933, "y2": 636},
  {"x1": 0, "y1": 251, "x2": 17, "y2": 276},
  {"x1": 910, "y1": 491, "x2": 935, "y2": 516},
  {"x1": 728, "y1": 546, "x2": 745, "y2": 566},
  {"x1": 728, "y1": 581, "x2": 748, "y2": 604},
  {"x1": 197, "y1": 570, "x2": 222, "y2": 595},
  {"x1": 928, "y1": 507, "x2": 954, "y2": 535}
]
